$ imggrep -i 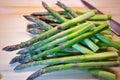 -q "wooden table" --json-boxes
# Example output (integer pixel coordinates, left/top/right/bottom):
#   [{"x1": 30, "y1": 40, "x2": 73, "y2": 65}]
[{"x1": 0, "y1": 0, "x2": 120, "y2": 80}]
